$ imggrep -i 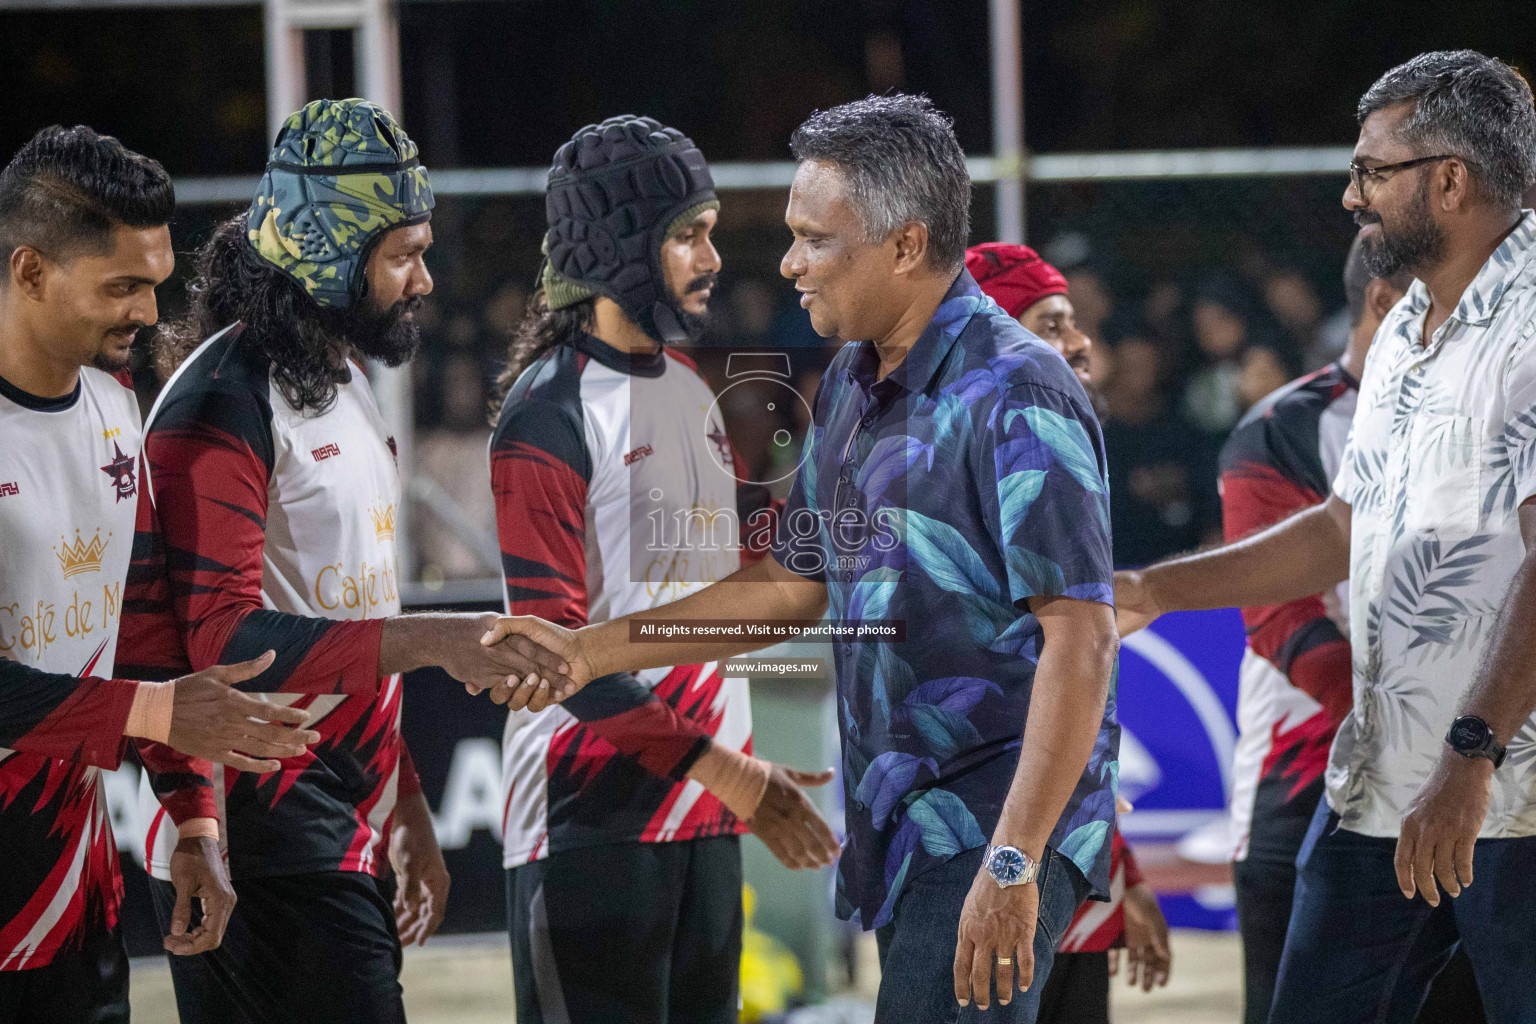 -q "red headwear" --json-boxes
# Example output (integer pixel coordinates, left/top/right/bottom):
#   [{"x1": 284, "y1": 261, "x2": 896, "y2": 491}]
[{"x1": 964, "y1": 242, "x2": 1069, "y2": 319}]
